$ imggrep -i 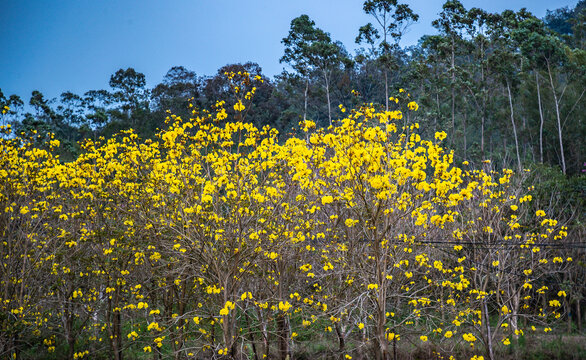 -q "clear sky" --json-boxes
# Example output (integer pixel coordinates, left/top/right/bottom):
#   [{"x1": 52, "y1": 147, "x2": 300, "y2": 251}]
[{"x1": 1, "y1": 0, "x2": 578, "y2": 104}]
